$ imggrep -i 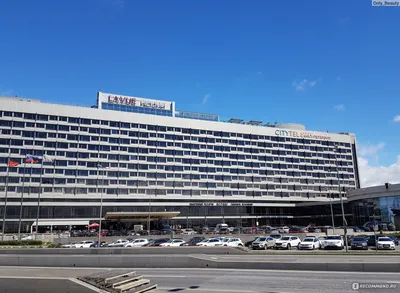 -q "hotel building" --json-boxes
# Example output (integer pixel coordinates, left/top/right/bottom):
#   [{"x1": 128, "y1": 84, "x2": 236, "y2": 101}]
[{"x1": 0, "y1": 92, "x2": 360, "y2": 232}]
